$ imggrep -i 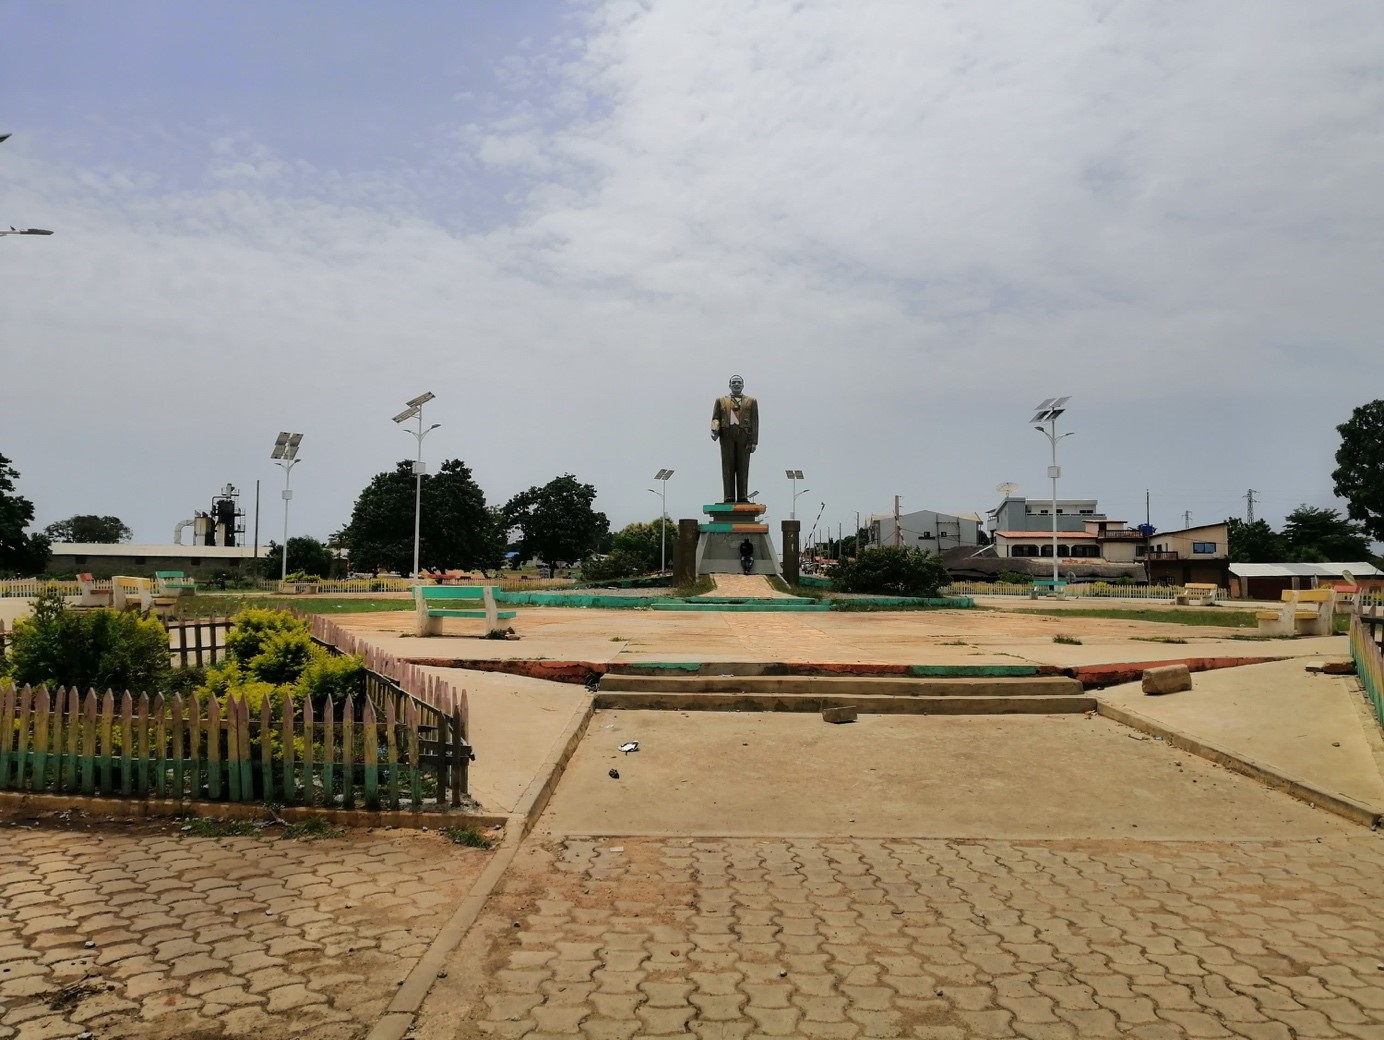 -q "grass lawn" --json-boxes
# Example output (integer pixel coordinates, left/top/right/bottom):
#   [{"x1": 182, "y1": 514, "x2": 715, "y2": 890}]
[{"x1": 171, "y1": 594, "x2": 413, "y2": 618}]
